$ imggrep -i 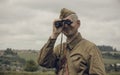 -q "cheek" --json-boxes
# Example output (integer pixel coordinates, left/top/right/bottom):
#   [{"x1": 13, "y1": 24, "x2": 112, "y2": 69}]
[
  {"x1": 70, "y1": 24, "x2": 75, "y2": 27},
  {"x1": 70, "y1": 25, "x2": 78, "y2": 32},
  {"x1": 70, "y1": 23, "x2": 78, "y2": 28}
]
